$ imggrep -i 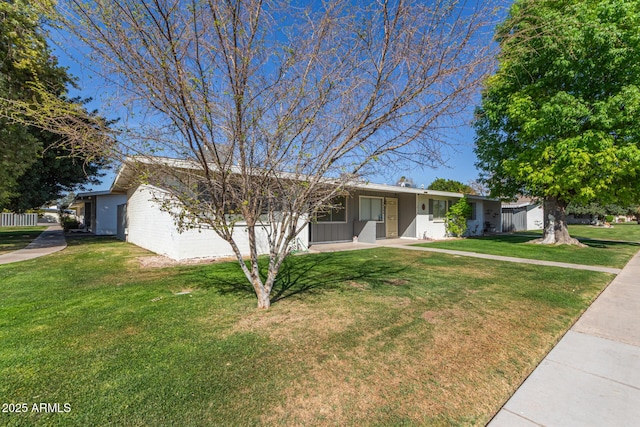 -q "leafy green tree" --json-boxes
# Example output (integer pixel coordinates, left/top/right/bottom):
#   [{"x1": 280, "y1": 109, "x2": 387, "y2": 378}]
[
  {"x1": 0, "y1": 0, "x2": 47, "y2": 206},
  {"x1": 567, "y1": 201, "x2": 639, "y2": 223},
  {"x1": 427, "y1": 178, "x2": 476, "y2": 194},
  {"x1": 445, "y1": 197, "x2": 472, "y2": 237},
  {"x1": 566, "y1": 202, "x2": 606, "y2": 222},
  {"x1": 474, "y1": 0, "x2": 640, "y2": 244},
  {"x1": 6, "y1": 130, "x2": 106, "y2": 212},
  {"x1": 0, "y1": 0, "x2": 105, "y2": 211}
]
